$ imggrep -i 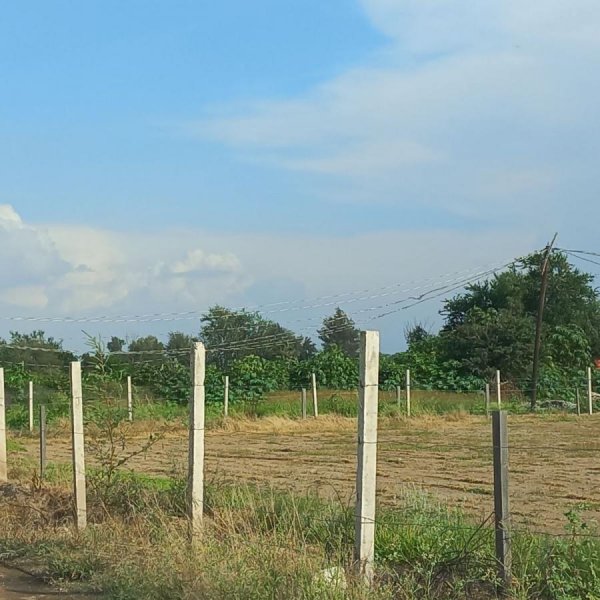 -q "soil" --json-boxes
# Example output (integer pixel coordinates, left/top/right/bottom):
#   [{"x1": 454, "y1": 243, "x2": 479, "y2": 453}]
[
  {"x1": 18, "y1": 413, "x2": 600, "y2": 534},
  {"x1": 0, "y1": 566, "x2": 86, "y2": 599}
]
